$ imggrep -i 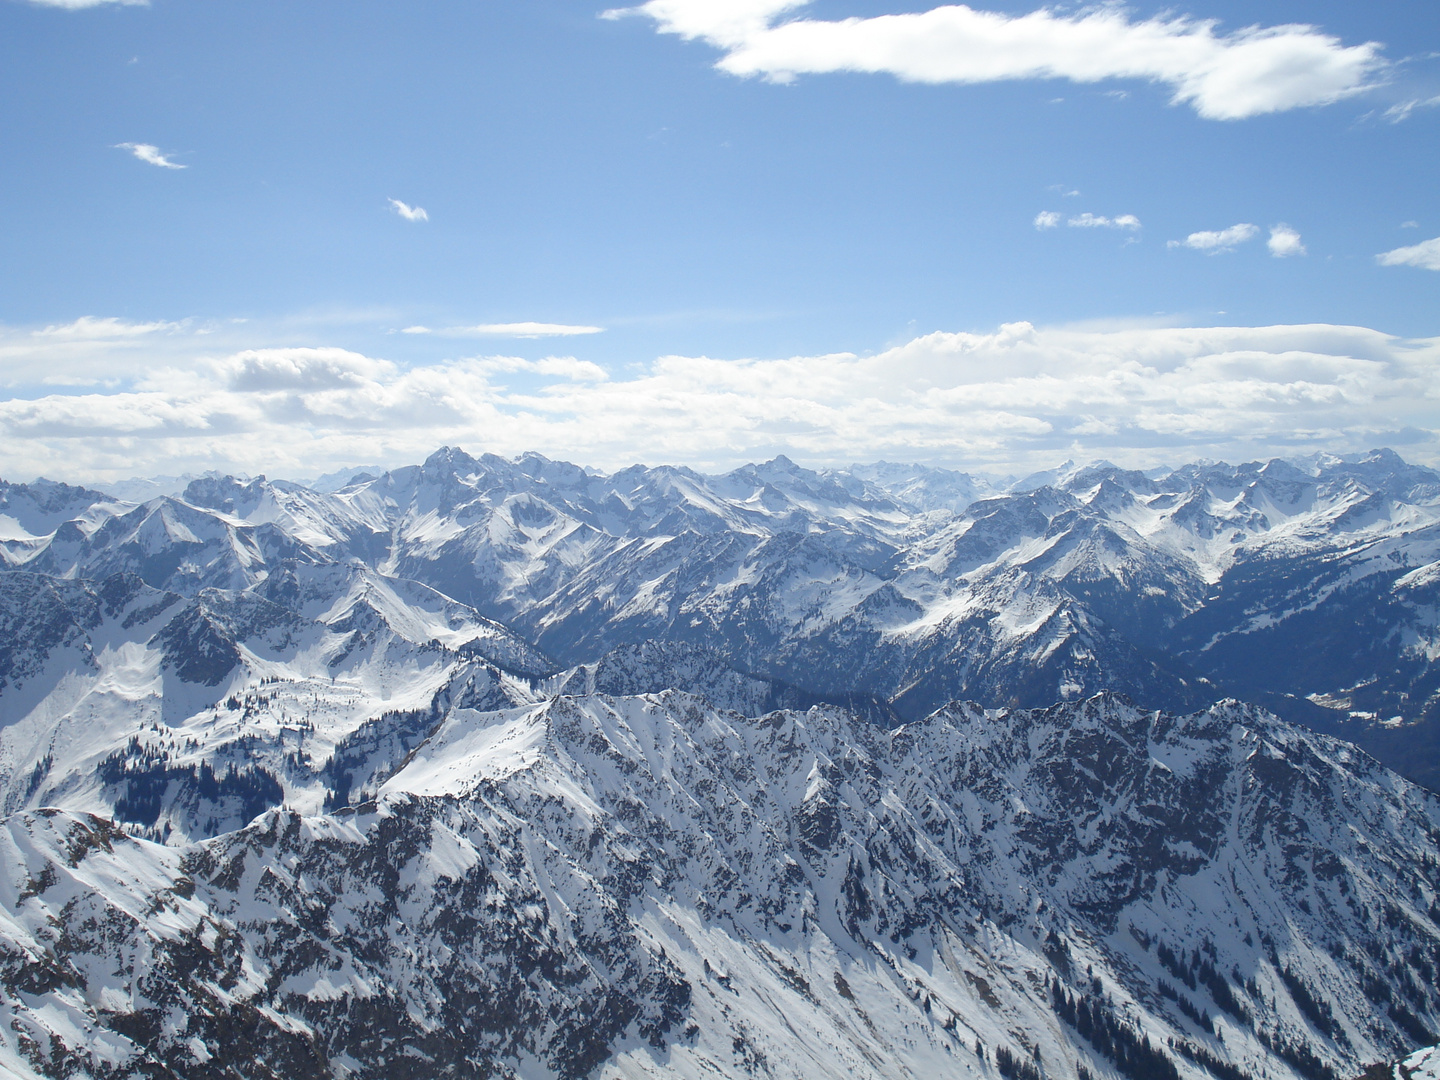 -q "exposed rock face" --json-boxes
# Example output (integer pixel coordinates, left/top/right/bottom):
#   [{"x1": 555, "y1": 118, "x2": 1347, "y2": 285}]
[{"x1": 2, "y1": 693, "x2": 1438, "y2": 1080}]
